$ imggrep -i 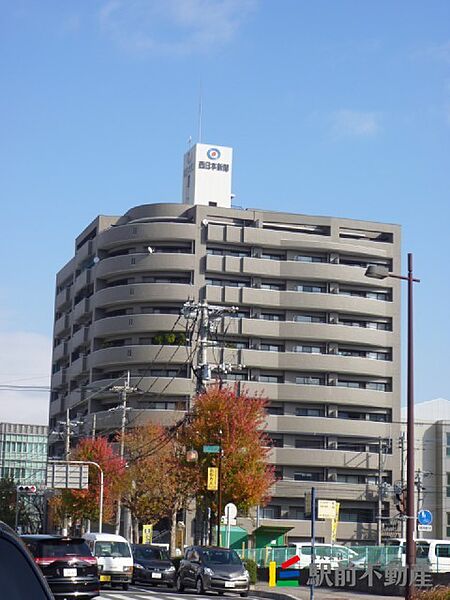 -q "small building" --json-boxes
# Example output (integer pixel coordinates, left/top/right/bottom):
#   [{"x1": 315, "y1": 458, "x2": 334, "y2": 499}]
[{"x1": 0, "y1": 422, "x2": 48, "y2": 485}]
